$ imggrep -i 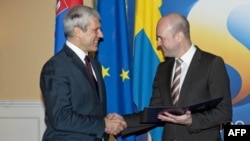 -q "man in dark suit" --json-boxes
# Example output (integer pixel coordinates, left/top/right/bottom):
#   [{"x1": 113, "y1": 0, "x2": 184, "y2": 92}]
[
  {"x1": 40, "y1": 6, "x2": 126, "y2": 141},
  {"x1": 118, "y1": 13, "x2": 232, "y2": 141}
]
